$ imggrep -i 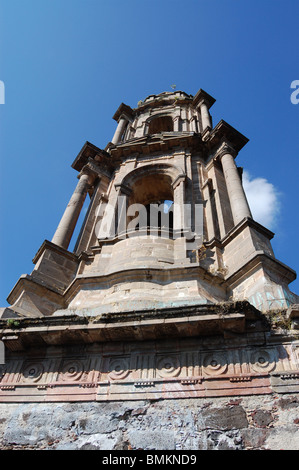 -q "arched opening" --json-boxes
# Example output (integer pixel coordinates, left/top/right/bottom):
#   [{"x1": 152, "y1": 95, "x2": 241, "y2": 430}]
[
  {"x1": 127, "y1": 173, "x2": 174, "y2": 236},
  {"x1": 148, "y1": 115, "x2": 173, "y2": 134},
  {"x1": 144, "y1": 200, "x2": 174, "y2": 232}
]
